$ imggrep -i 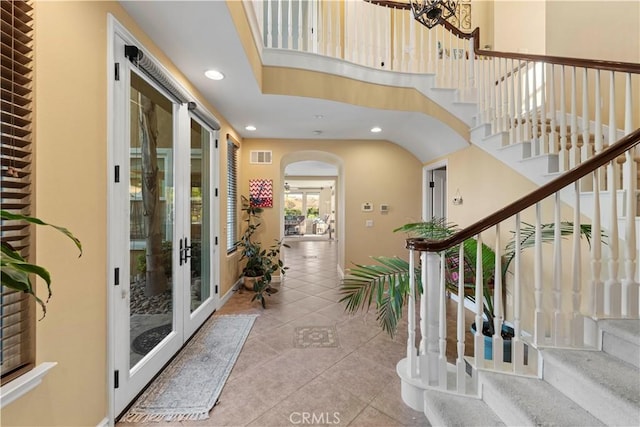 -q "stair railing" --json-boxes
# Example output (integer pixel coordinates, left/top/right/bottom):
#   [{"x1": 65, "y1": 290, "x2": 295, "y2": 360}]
[{"x1": 402, "y1": 127, "x2": 640, "y2": 396}]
